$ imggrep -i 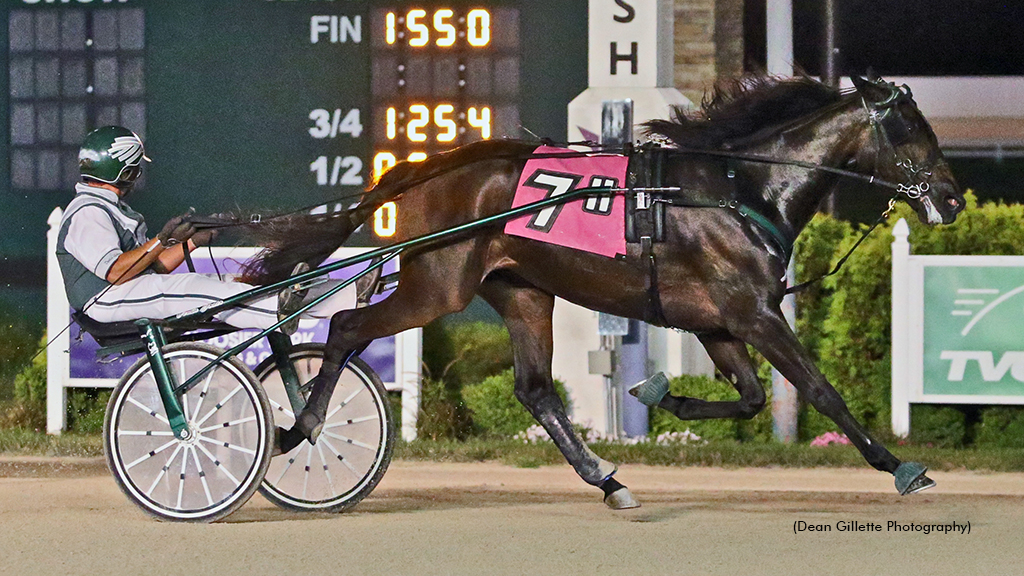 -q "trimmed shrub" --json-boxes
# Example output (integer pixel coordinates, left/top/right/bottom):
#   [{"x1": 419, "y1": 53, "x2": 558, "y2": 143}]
[
  {"x1": 462, "y1": 368, "x2": 570, "y2": 437},
  {"x1": 0, "y1": 312, "x2": 41, "y2": 403},
  {"x1": 1, "y1": 334, "x2": 111, "y2": 434},
  {"x1": 423, "y1": 321, "x2": 512, "y2": 388},
  {"x1": 67, "y1": 390, "x2": 110, "y2": 434},
  {"x1": 1, "y1": 336, "x2": 47, "y2": 430},
  {"x1": 418, "y1": 321, "x2": 514, "y2": 440},
  {"x1": 975, "y1": 407, "x2": 1024, "y2": 449},
  {"x1": 909, "y1": 405, "x2": 967, "y2": 448},
  {"x1": 799, "y1": 192, "x2": 1024, "y2": 444},
  {"x1": 416, "y1": 377, "x2": 470, "y2": 441}
]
